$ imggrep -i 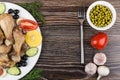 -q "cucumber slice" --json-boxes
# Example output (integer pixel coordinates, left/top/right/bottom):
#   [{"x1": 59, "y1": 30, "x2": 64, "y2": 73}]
[
  {"x1": 7, "y1": 67, "x2": 21, "y2": 75},
  {"x1": 26, "y1": 47, "x2": 38, "y2": 57},
  {"x1": 0, "y1": 2, "x2": 6, "y2": 14}
]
